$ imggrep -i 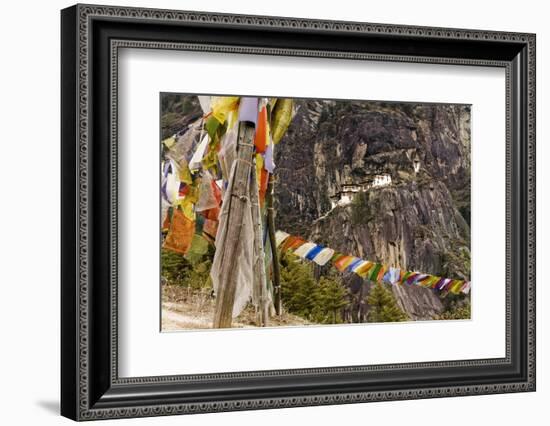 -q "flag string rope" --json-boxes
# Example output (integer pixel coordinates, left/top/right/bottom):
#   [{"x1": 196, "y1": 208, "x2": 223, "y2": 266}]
[{"x1": 275, "y1": 231, "x2": 471, "y2": 296}]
